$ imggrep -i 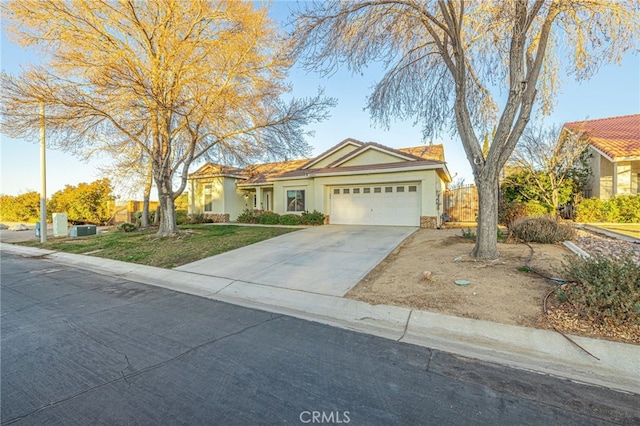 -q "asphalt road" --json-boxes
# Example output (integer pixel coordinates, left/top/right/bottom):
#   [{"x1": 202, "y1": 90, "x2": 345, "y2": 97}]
[{"x1": 2, "y1": 253, "x2": 639, "y2": 425}]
